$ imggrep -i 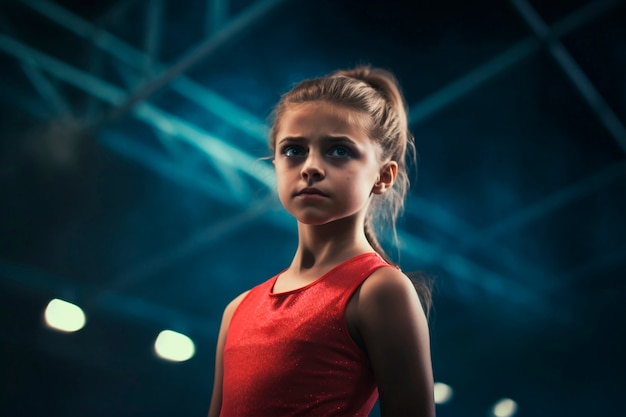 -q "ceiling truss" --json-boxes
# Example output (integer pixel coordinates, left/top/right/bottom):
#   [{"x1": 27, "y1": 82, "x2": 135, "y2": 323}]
[{"x1": 0, "y1": 0, "x2": 624, "y2": 361}]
